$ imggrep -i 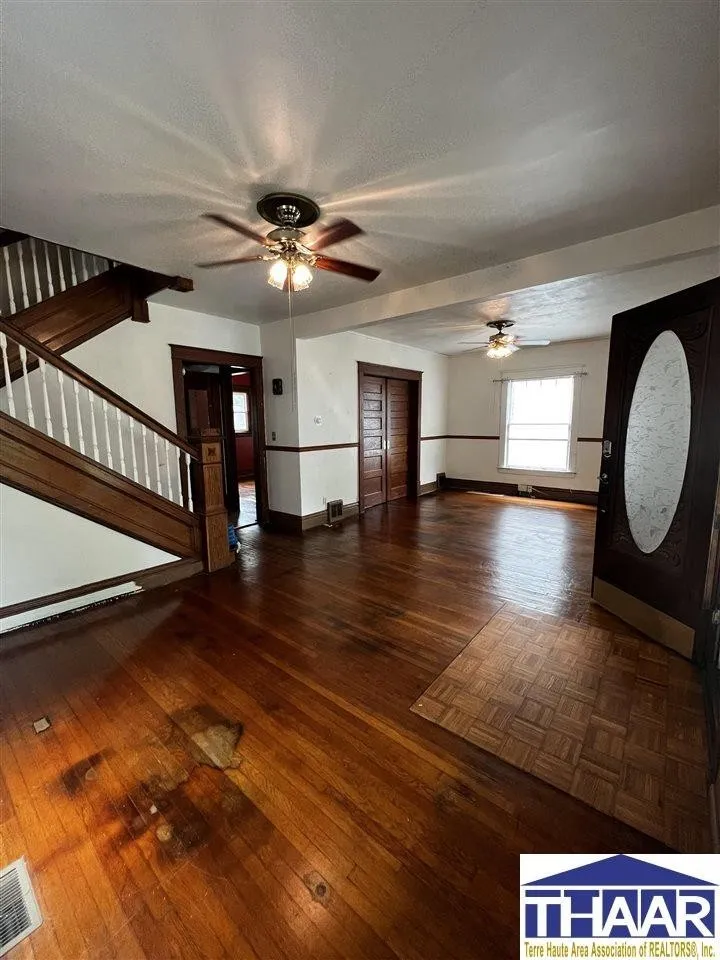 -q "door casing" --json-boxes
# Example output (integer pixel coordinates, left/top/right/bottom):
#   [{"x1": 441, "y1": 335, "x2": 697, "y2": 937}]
[{"x1": 171, "y1": 344, "x2": 269, "y2": 525}]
